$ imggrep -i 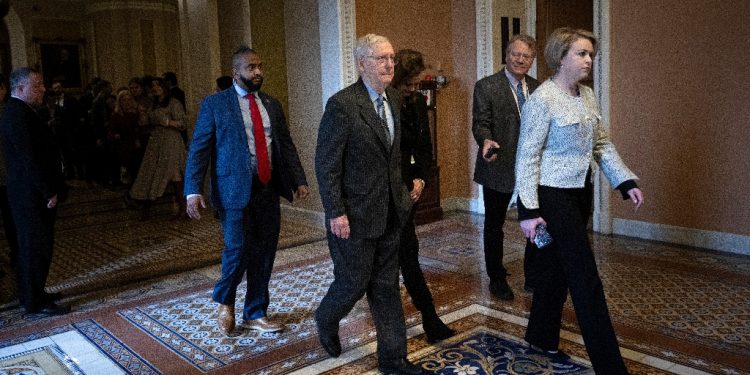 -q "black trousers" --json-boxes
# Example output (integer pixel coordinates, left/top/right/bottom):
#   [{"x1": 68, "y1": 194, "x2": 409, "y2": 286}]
[
  {"x1": 316, "y1": 201, "x2": 406, "y2": 363},
  {"x1": 482, "y1": 186, "x2": 540, "y2": 287},
  {"x1": 8, "y1": 192, "x2": 57, "y2": 311},
  {"x1": 398, "y1": 205, "x2": 434, "y2": 312},
  {"x1": 524, "y1": 184, "x2": 628, "y2": 374},
  {"x1": 0, "y1": 186, "x2": 19, "y2": 266}
]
